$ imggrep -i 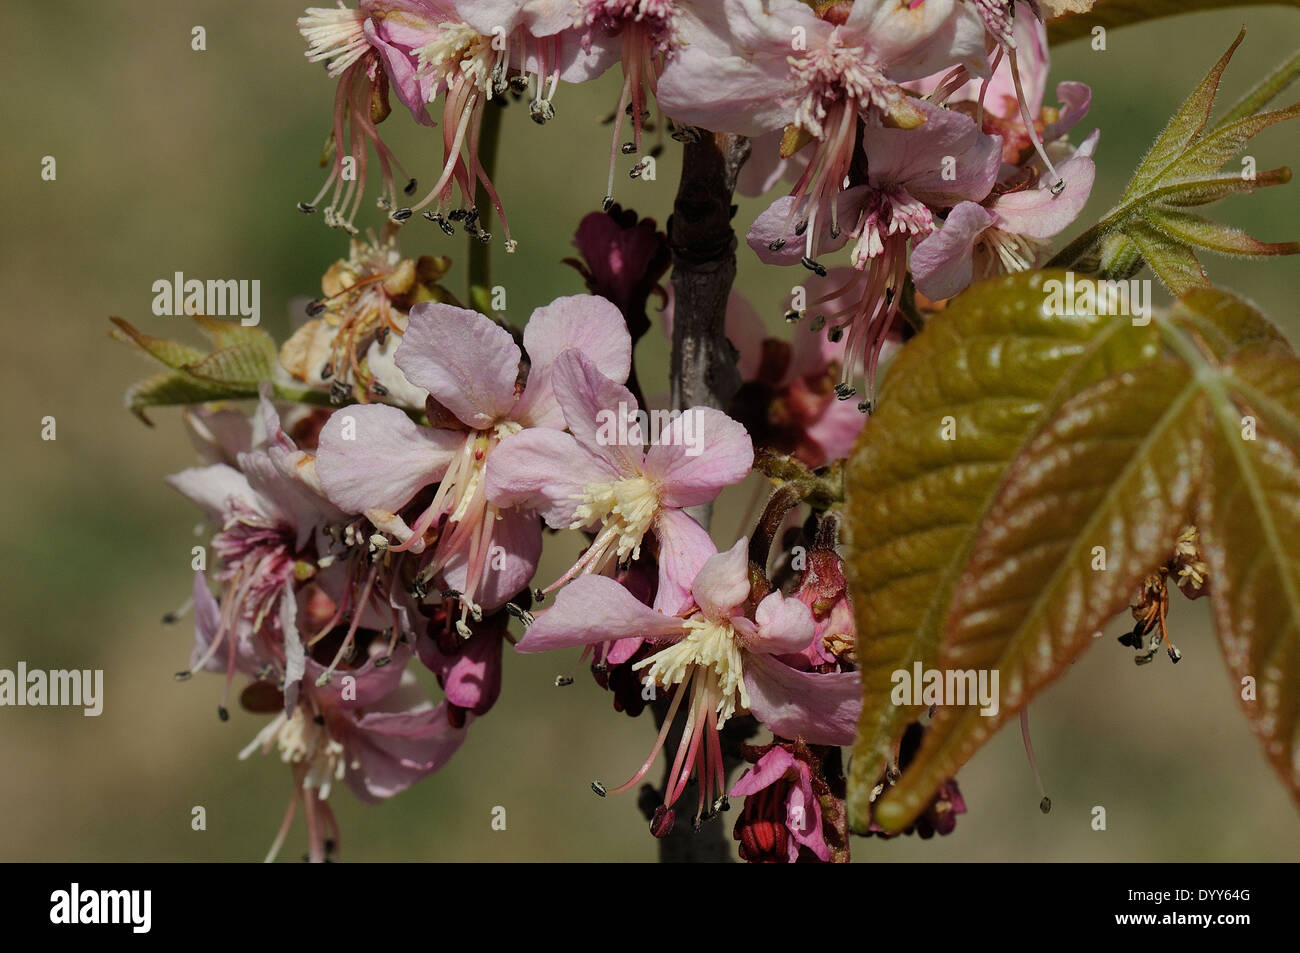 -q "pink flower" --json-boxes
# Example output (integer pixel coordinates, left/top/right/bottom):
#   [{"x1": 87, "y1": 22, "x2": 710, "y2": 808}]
[
  {"x1": 660, "y1": 0, "x2": 986, "y2": 238},
  {"x1": 563, "y1": 204, "x2": 670, "y2": 341},
  {"x1": 357, "y1": 0, "x2": 524, "y2": 243},
  {"x1": 749, "y1": 99, "x2": 1001, "y2": 399},
  {"x1": 416, "y1": 602, "x2": 508, "y2": 719},
  {"x1": 314, "y1": 295, "x2": 631, "y2": 627},
  {"x1": 697, "y1": 276, "x2": 888, "y2": 463},
  {"x1": 485, "y1": 348, "x2": 752, "y2": 615},
  {"x1": 297, "y1": 4, "x2": 416, "y2": 232},
  {"x1": 731, "y1": 744, "x2": 831, "y2": 862},
  {"x1": 516, "y1": 538, "x2": 860, "y2": 830},
  {"x1": 939, "y1": 2, "x2": 1089, "y2": 190},
  {"x1": 190, "y1": 571, "x2": 467, "y2": 861},
  {"x1": 167, "y1": 390, "x2": 345, "y2": 716},
  {"x1": 911, "y1": 131, "x2": 1099, "y2": 299}
]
